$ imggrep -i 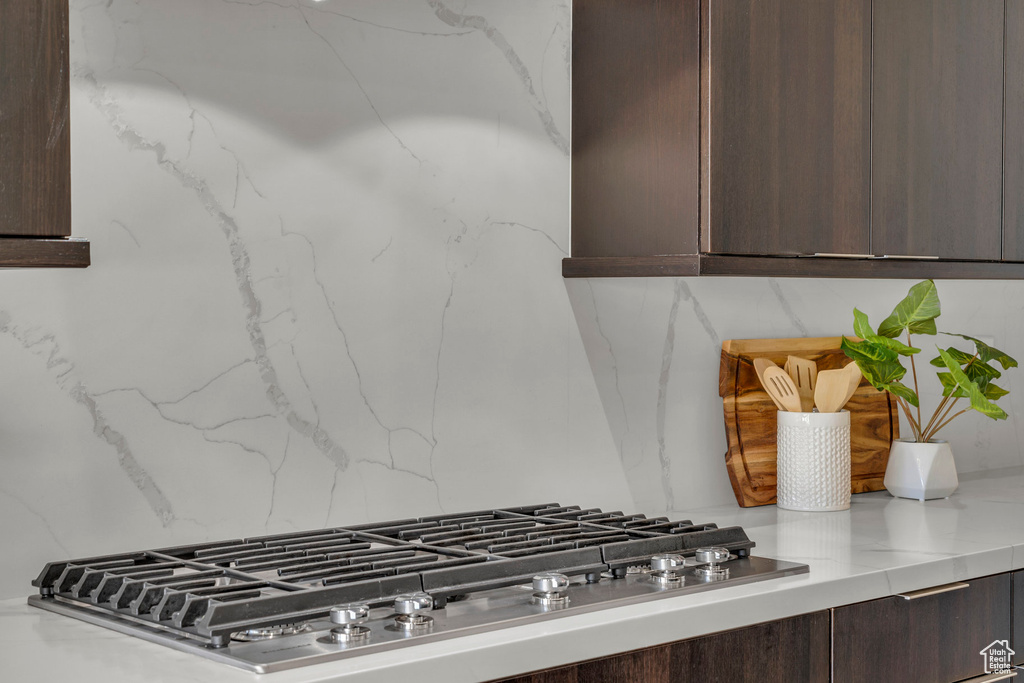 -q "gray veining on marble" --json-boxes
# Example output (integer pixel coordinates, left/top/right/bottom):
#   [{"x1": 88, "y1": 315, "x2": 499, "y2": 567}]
[
  {"x1": 0, "y1": 0, "x2": 630, "y2": 600},
  {"x1": 572, "y1": 278, "x2": 1024, "y2": 513},
  {"x1": 2, "y1": 0, "x2": 1023, "y2": 605}
]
